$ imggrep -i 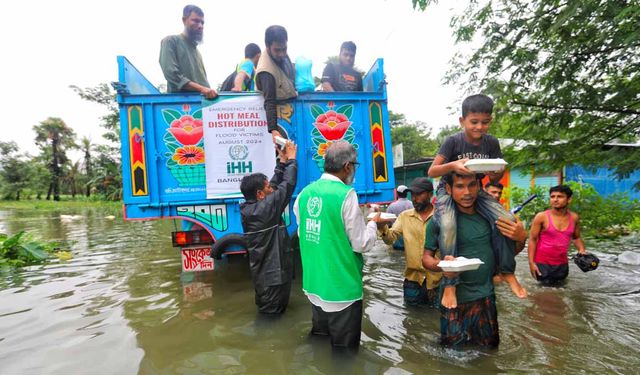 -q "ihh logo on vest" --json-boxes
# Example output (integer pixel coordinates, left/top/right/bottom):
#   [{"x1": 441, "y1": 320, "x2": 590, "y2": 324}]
[
  {"x1": 226, "y1": 144, "x2": 252, "y2": 175},
  {"x1": 305, "y1": 196, "x2": 322, "y2": 244}
]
